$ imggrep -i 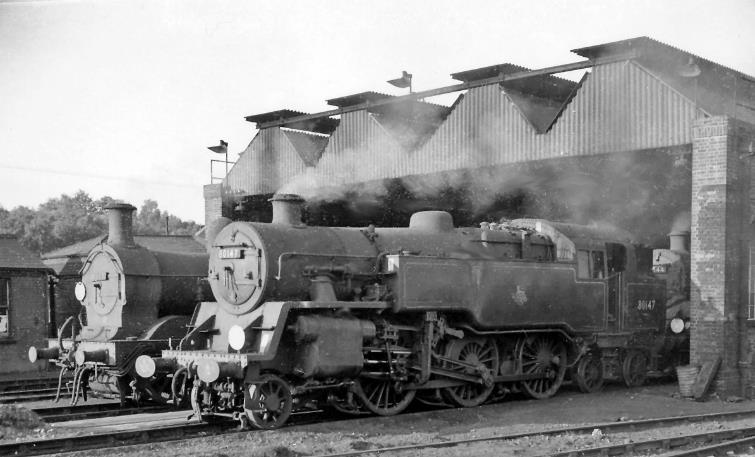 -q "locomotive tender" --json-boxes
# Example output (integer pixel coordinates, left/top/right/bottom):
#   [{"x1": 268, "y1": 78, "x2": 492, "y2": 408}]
[
  {"x1": 28, "y1": 203, "x2": 211, "y2": 404},
  {"x1": 137, "y1": 194, "x2": 667, "y2": 428}
]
